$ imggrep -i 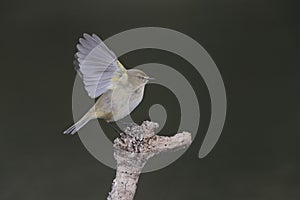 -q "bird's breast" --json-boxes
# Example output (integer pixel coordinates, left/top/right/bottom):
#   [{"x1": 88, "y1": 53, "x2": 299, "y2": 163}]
[{"x1": 110, "y1": 85, "x2": 145, "y2": 121}]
